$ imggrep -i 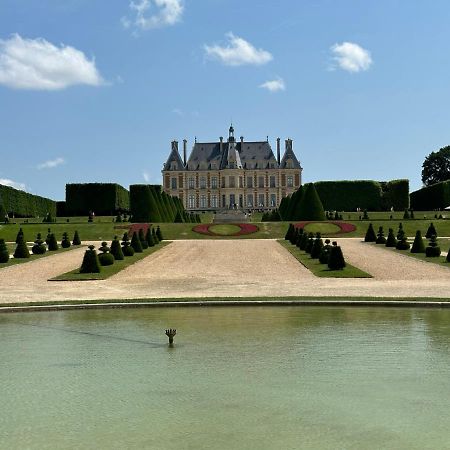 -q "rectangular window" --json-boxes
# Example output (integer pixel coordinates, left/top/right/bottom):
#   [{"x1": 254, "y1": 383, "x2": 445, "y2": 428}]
[
  {"x1": 188, "y1": 177, "x2": 195, "y2": 189},
  {"x1": 171, "y1": 177, "x2": 177, "y2": 189},
  {"x1": 258, "y1": 194, "x2": 265, "y2": 207},
  {"x1": 211, "y1": 177, "x2": 218, "y2": 189},
  {"x1": 188, "y1": 195, "x2": 196, "y2": 209},
  {"x1": 211, "y1": 195, "x2": 218, "y2": 208},
  {"x1": 229, "y1": 176, "x2": 235, "y2": 188},
  {"x1": 247, "y1": 177, "x2": 253, "y2": 188},
  {"x1": 200, "y1": 195, "x2": 207, "y2": 208},
  {"x1": 270, "y1": 194, "x2": 276, "y2": 207},
  {"x1": 287, "y1": 176, "x2": 294, "y2": 187},
  {"x1": 258, "y1": 176, "x2": 264, "y2": 188},
  {"x1": 247, "y1": 194, "x2": 253, "y2": 207},
  {"x1": 200, "y1": 176, "x2": 206, "y2": 189},
  {"x1": 270, "y1": 176, "x2": 276, "y2": 188}
]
